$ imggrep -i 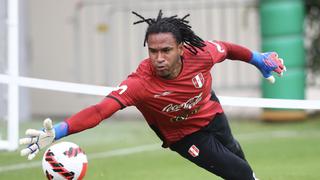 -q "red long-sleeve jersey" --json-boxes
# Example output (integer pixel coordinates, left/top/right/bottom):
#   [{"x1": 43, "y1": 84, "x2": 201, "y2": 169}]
[{"x1": 65, "y1": 40, "x2": 252, "y2": 147}]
